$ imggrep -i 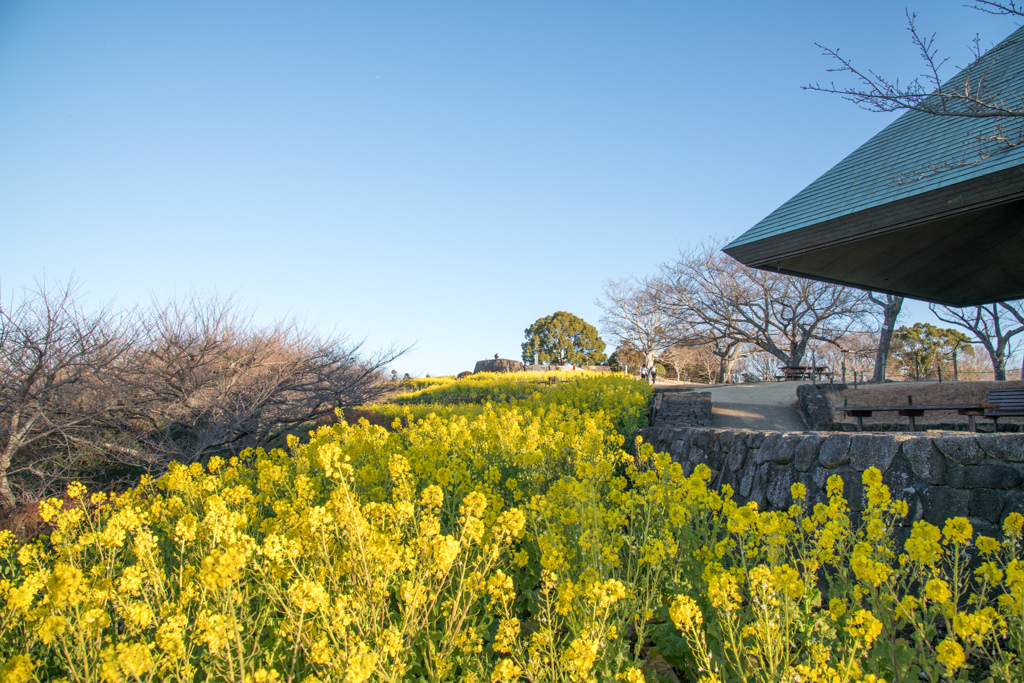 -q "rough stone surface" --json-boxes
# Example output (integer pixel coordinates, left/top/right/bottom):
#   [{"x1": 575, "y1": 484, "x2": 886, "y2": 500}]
[
  {"x1": 976, "y1": 434, "x2": 1024, "y2": 463},
  {"x1": 797, "y1": 384, "x2": 834, "y2": 430},
  {"x1": 946, "y1": 463, "x2": 1022, "y2": 490},
  {"x1": 794, "y1": 435, "x2": 823, "y2": 472},
  {"x1": 934, "y1": 436, "x2": 983, "y2": 465},
  {"x1": 473, "y1": 358, "x2": 525, "y2": 373},
  {"x1": 727, "y1": 440, "x2": 749, "y2": 472},
  {"x1": 766, "y1": 466, "x2": 799, "y2": 509},
  {"x1": 902, "y1": 438, "x2": 947, "y2": 485},
  {"x1": 849, "y1": 434, "x2": 899, "y2": 473},
  {"x1": 819, "y1": 434, "x2": 852, "y2": 469},
  {"x1": 920, "y1": 487, "x2": 971, "y2": 525},
  {"x1": 637, "y1": 423, "x2": 1024, "y2": 533},
  {"x1": 755, "y1": 433, "x2": 784, "y2": 464},
  {"x1": 969, "y1": 490, "x2": 1008, "y2": 524},
  {"x1": 882, "y1": 454, "x2": 920, "y2": 502},
  {"x1": 655, "y1": 392, "x2": 713, "y2": 428}
]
